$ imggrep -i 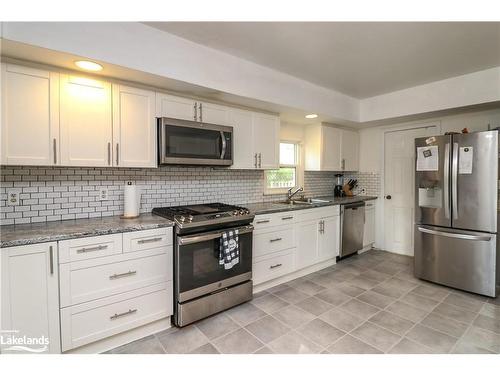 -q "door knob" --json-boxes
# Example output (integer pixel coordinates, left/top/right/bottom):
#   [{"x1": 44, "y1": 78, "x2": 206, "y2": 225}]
[{"x1": 386, "y1": 195, "x2": 392, "y2": 200}]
